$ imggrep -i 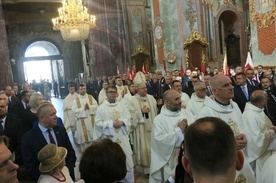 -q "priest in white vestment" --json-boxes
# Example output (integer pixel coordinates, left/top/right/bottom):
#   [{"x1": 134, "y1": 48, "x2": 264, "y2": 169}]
[
  {"x1": 242, "y1": 90, "x2": 276, "y2": 178},
  {"x1": 115, "y1": 76, "x2": 130, "y2": 102},
  {"x1": 121, "y1": 82, "x2": 136, "y2": 106},
  {"x1": 258, "y1": 153, "x2": 276, "y2": 183},
  {"x1": 94, "y1": 85, "x2": 134, "y2": 182},
  {"x1": 98, "y1": 81, "x2": 108, "y2": 105},
  {"x1": 150, "y1": 89, "x2": 195, "y2": 183},
  {"x1": 186, "y1": 82, "x2": 208, "y2": 115},
  {"x1": 197, "y1": 74, "x2": 256, "y2": 183},
  {"x1": 128, "y1": 72, "x2": 158, "y2": 174},
  {"x1": 171, "y1": 80, "x2": 190, "y2": 108},
  {"x1": 72, "y1": 84, "x2": 98, "y2": 152},
  {"x1": 63, "y1": 84, "x2": 78, "y2": 132}
]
